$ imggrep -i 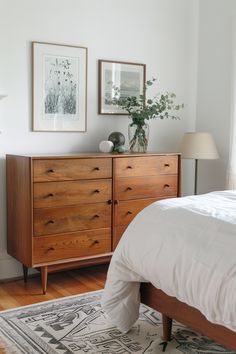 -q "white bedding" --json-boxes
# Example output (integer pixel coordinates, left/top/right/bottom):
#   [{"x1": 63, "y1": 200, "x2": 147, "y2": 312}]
[{"x1": 102, "y1": 191, "x2": 236, "y2": 333}]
